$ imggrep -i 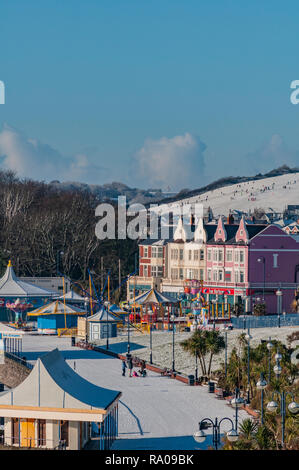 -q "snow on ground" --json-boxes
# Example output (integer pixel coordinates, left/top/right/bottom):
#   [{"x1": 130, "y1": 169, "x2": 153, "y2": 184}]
[
  {"x1": 21, "y1": 334, "x2": 247, "y2": 450},
  {"x1": 153, "y1": 172, "x2": 299, "y2": 217},
  {"x1": 91, "y1": 324, "x2": 299, "y2": 377}
]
